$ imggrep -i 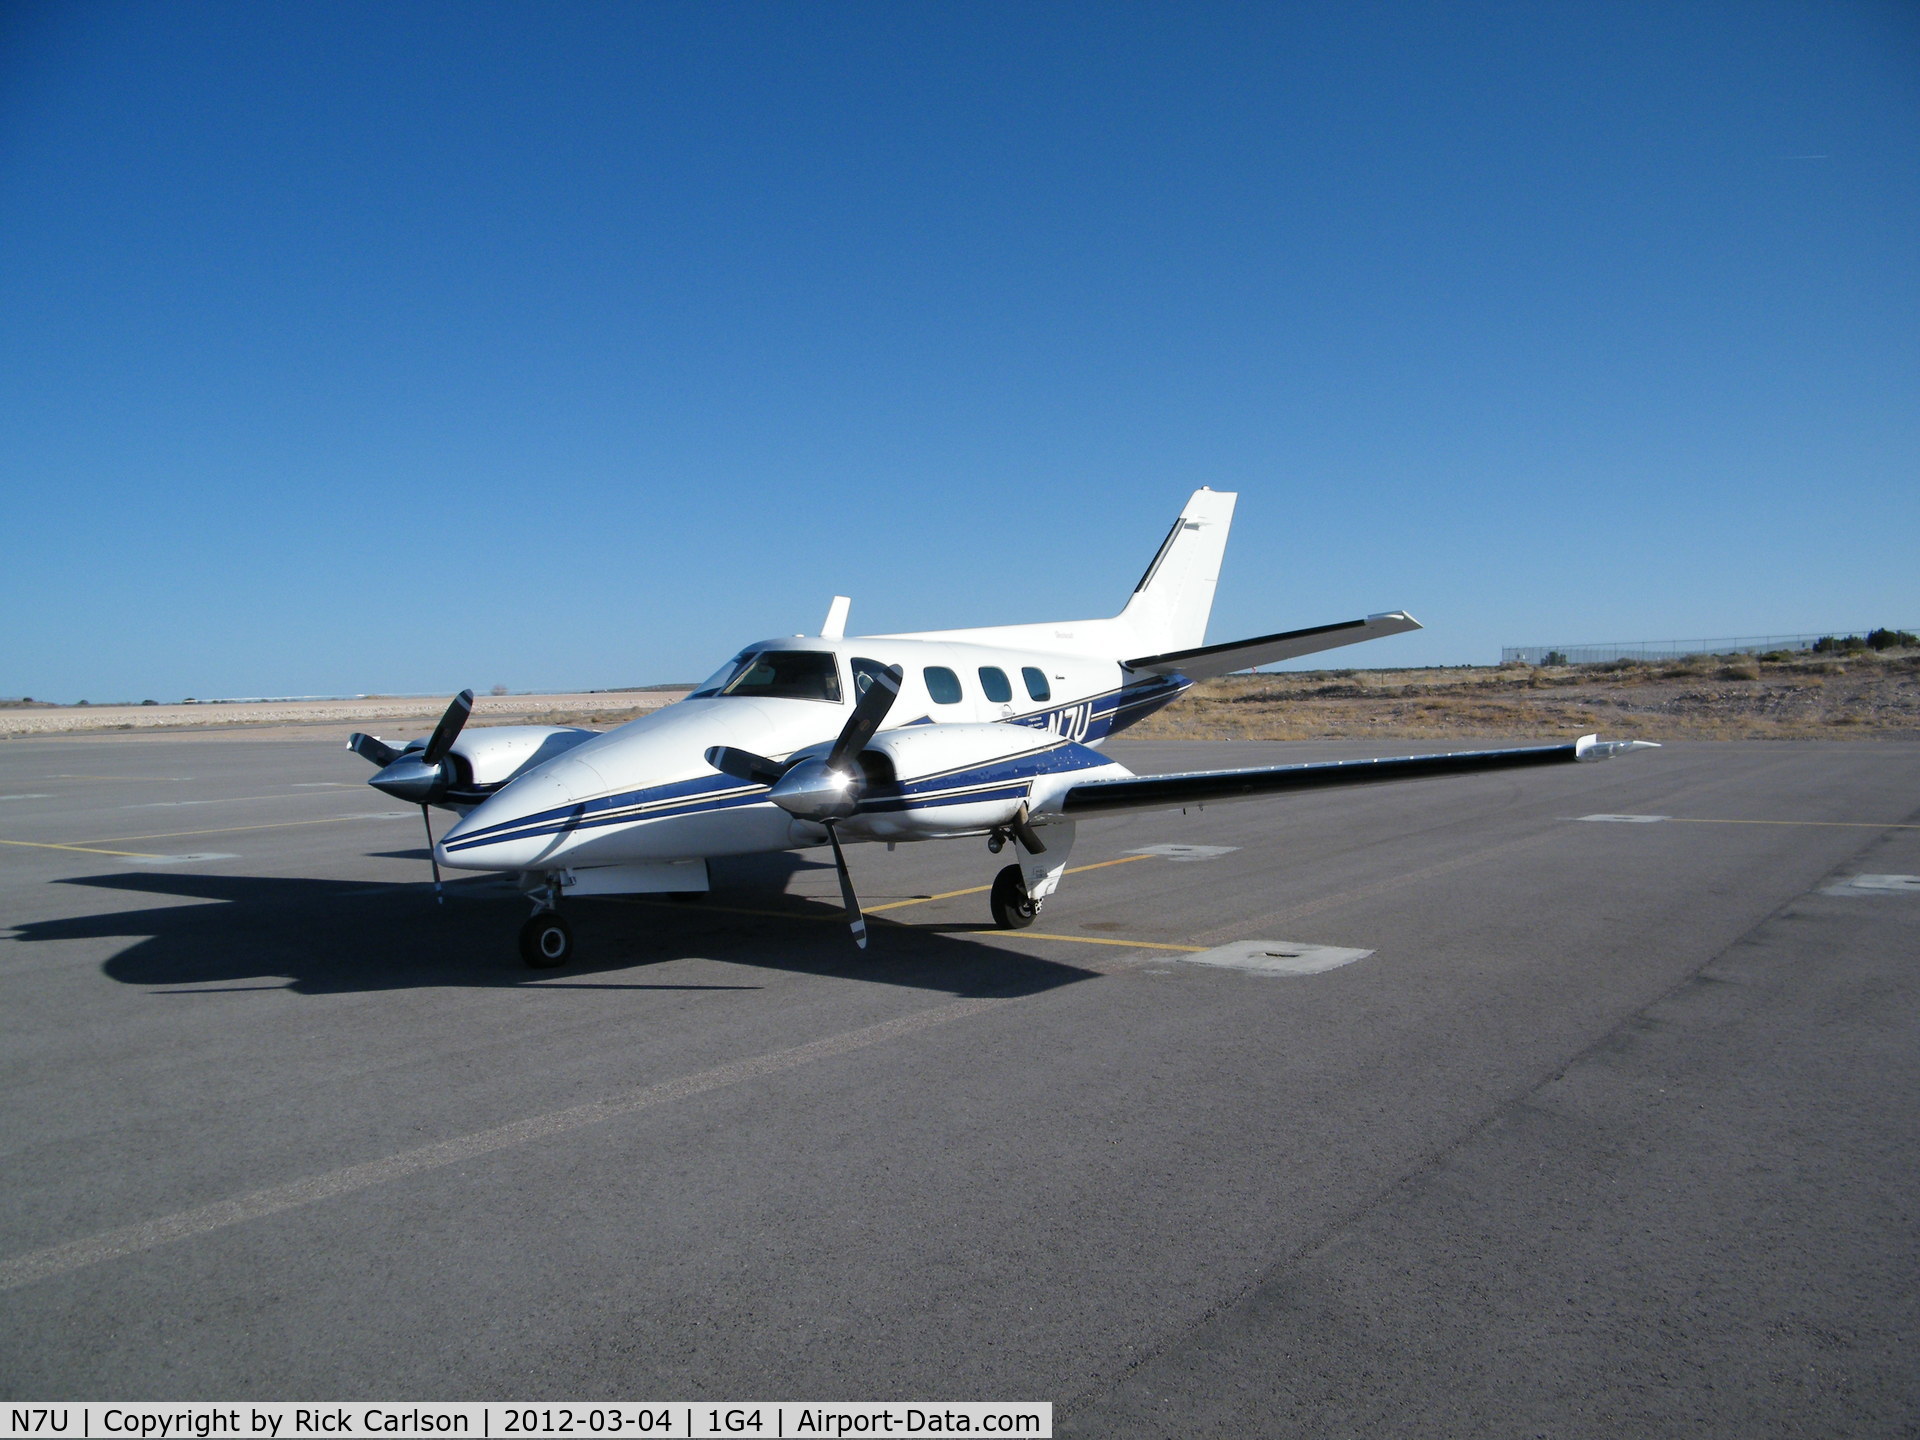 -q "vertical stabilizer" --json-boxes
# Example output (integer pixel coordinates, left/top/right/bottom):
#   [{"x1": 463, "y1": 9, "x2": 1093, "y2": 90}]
[{"x1": 1115, "y1": 488, "x2": 1237, "y2": 655}]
